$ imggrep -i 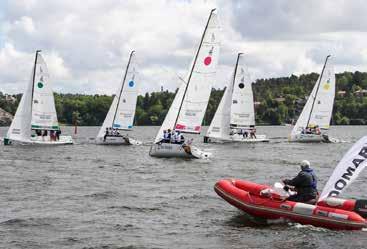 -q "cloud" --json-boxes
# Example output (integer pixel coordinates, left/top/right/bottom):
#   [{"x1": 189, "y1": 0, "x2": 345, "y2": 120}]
[{"x1": 0, "y1": 0, "x2": 367, "y2": 95}]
